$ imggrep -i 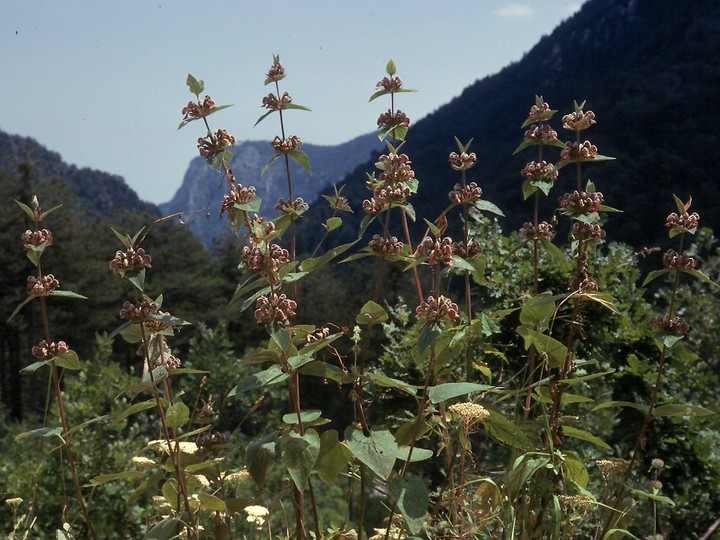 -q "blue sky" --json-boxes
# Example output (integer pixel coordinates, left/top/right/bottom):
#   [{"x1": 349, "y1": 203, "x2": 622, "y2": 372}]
[{"x1": 2, "y1": 1, "x2": 582, "y2": 204}]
